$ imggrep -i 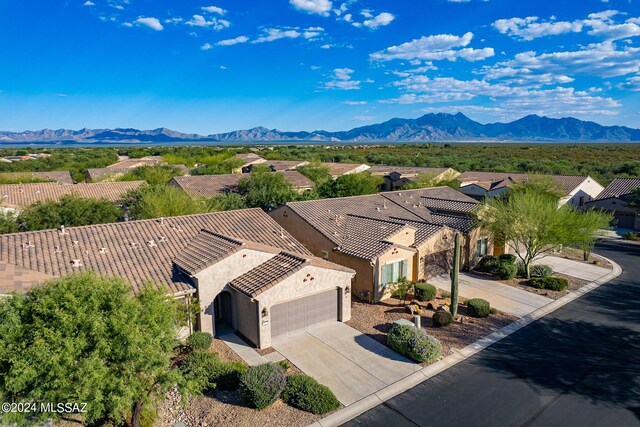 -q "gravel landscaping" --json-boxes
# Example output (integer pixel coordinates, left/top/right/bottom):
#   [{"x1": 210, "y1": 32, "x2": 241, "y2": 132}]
[
  {"x1": 493, "y1": 272, "x2": 591, "y2": 300},
  {"x1": 347, "y1": 293, "x2": 516, "y2": 360}
]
